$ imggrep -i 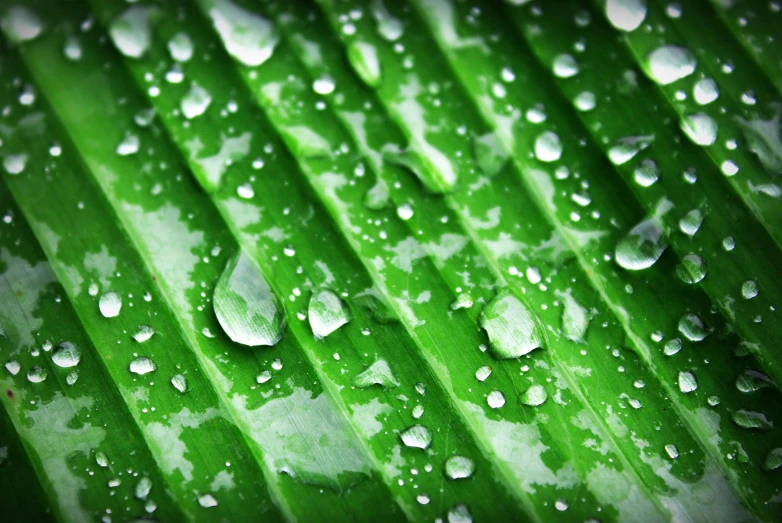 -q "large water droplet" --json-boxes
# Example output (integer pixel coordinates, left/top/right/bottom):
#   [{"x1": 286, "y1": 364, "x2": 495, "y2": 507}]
[
  {"x1": 678, "y1": 314, "x2": 709, "y2": 341},
  {"x1": 552, "y1": 54, "x2": 579, "y2": 78},
  {"x1": 693, "y1": 78, "x2": 719, "y2": 105},
  {"x1": 26, "y1": 366, "x2": 47, "y2": 383},
  {"x1": 678, "y1": 371, "x2": 698, "y2": 393},
  {"x1": 129, "y1": 357, "x2": 156, "y2": 375},
  {"x1": 400, "y1": 425, "x2": 432, "y2": 450},
  {"x1": 731, "y1": 409, "x2": 773, "y2": 430},
  {"x1": 308, "y1": 289, "x2": 350, "y2": 340},
  {"x1": 736, "y1": 370, "x2": 775, "y2": 392},
  {"x1": 181, "y1": 84, "x2": 212, "y2": 120},
  {"x1": 1, "y1": 6, "x2": 43, "y2": 44},
  {"x1": 534, "y1": 131, "x2": 563, "y2": 162},
  {"x1": 676, "y1": 253, "x2": 706, "y2": 283},
  {"x1": 520, "y1": 384, "x2": 548, "y2": 406},
  {"x1": 480, "y1": 290, "x2": 544, "y2": 359},
  {"x1": 606, "y1": 0, "x2": 647, "y2": 32},
  {"x1": 633, "y1": 159, "x2": 659, "y2": 187},
  {"x1": 51, "y1": 342, "x2": 81, "y2": 368},
  {"x1": 99, "y1": 291, "x2": 122, "y2": 318},
  {"x1": 741, "y1": 280, "x2": 758, "y2": 300},
  {"x1": 168, "y1": 32, "x2": 193, "y2": 62},
  {"x1": 663, "y1": 338, "x2": 682, "y2": 356},
  {"x1": 487, "y1": 390, "x2": 505, "y2": 409},
  {"x1": 353, "y1": 359, "x2": 399, "y2": 389},
  {"x1": 615, "y1": 218, "x2": 667, "y2": 270},
  {"x1": 3, "y1": 153, "x2": 28, "y2": 175},
  {"x1": 608, "y1": 136, "x2": 652, "y2": 165},
  {"x1": 133, "y1": 325, "x2": 155, "y2": 343},
  {"x1": 679, "y1": 209, "x2": 703, "y2": 237},
  {"x1": 444, "y1": 455, "x2": 475, "y2": 480},
  {"x1": 208, "y1": 0, "x2": 278, "y2": 66},
  {"x1": 646, "y1": 45, "x2": 697, "y2": 85},
  {"x1": 763, "y1": 448, "x2": 782, "y2": 471},
  {"x1": 447, "y1": 504, "x2": 472, "y2": 523},
  {"x1": 347, "y1": 42, "x2": 381, "y2": 87},
  {"x1": 213, "y1": 251, "x2": 286, "y2": 347},
  {"x1": 109, "y1": 6, "x2": 156, "y2": 59},
  {"x1": 681, "y1": 113, "x2": 718, "y2": 146}
]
